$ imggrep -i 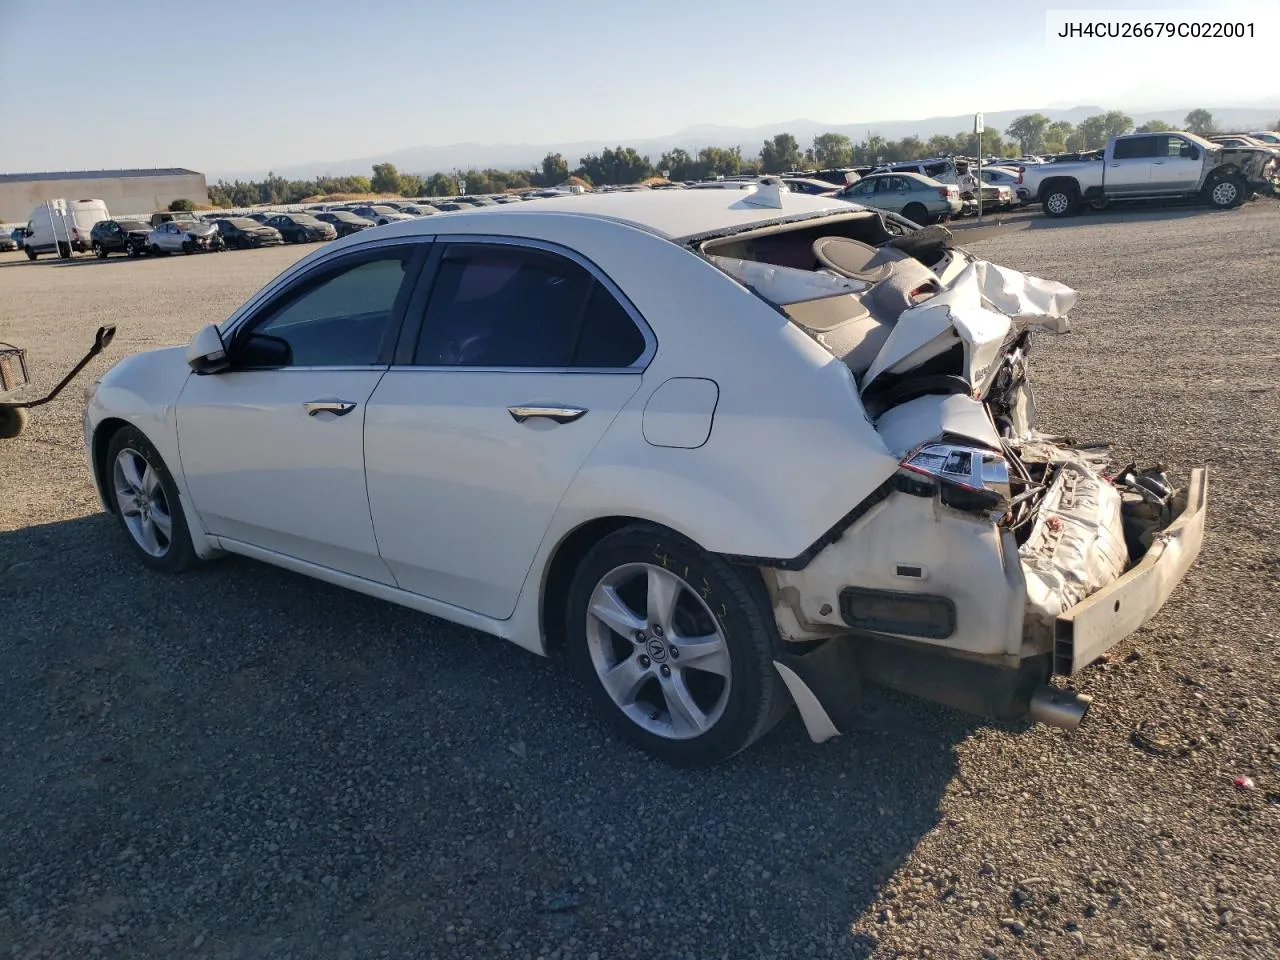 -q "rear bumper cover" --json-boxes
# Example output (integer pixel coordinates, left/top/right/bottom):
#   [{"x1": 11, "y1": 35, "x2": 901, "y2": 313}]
[{"x1": 1052, "y1": 467, "x2": 1206, "y2": 675}]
